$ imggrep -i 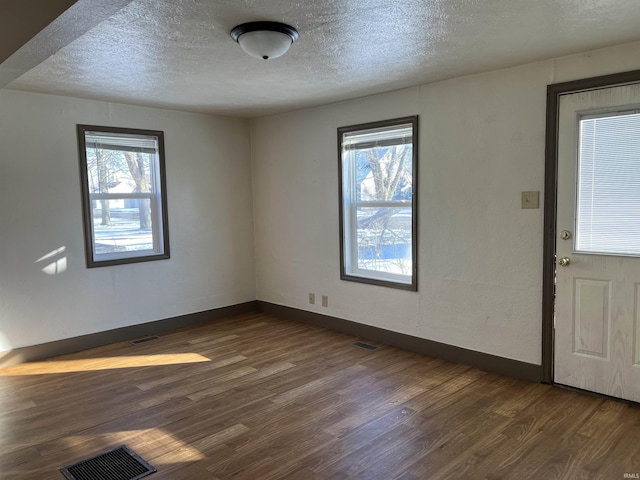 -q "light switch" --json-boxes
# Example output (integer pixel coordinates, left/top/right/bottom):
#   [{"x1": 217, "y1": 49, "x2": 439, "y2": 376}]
[{"x1": 521, "y1": 191, "x2": 540, "y2": 209}]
